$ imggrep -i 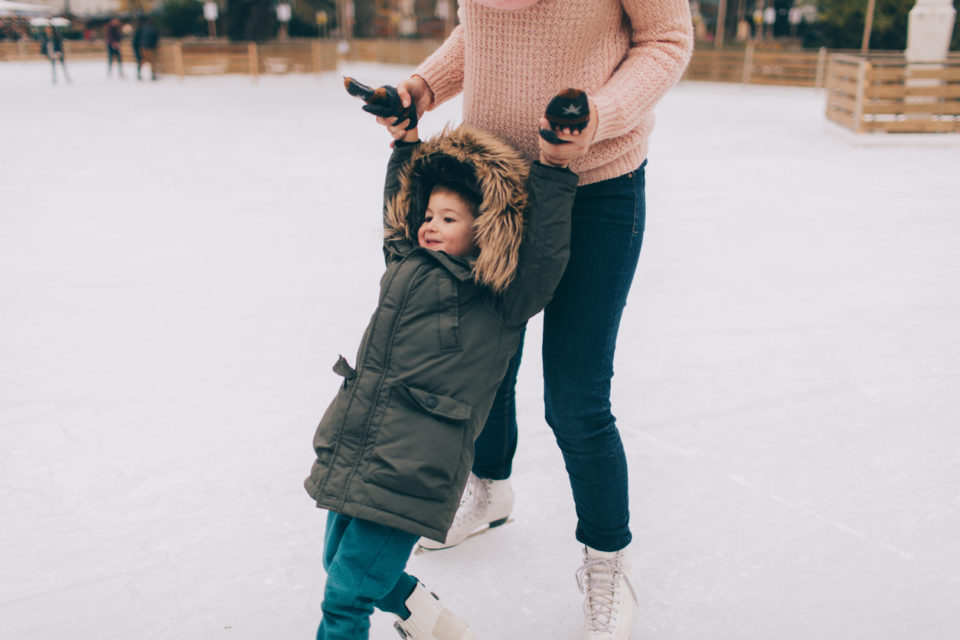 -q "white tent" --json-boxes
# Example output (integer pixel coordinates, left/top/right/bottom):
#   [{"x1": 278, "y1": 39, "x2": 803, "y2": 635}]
[
  {"x1": 0, "y1": 0, "x2": 53, "y2": 15},
  {"x1": 29, "y1": 15, "x2": 69, "y2": 25}
]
